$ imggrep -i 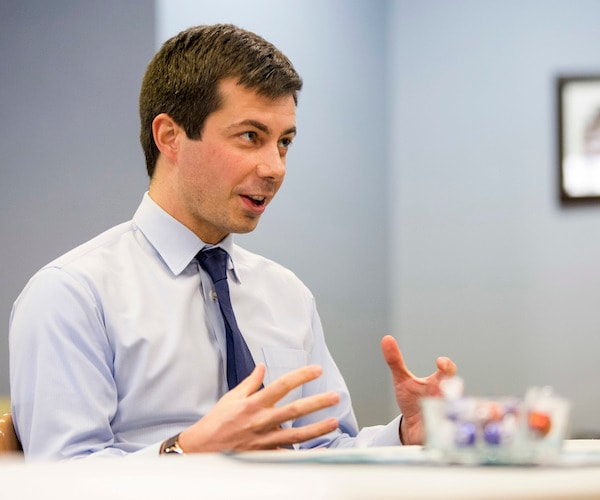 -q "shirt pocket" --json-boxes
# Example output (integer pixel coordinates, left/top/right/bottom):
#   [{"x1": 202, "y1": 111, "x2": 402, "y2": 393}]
[{"x1": 262, "y1": 347, "x2": 308, "y2": 412}]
